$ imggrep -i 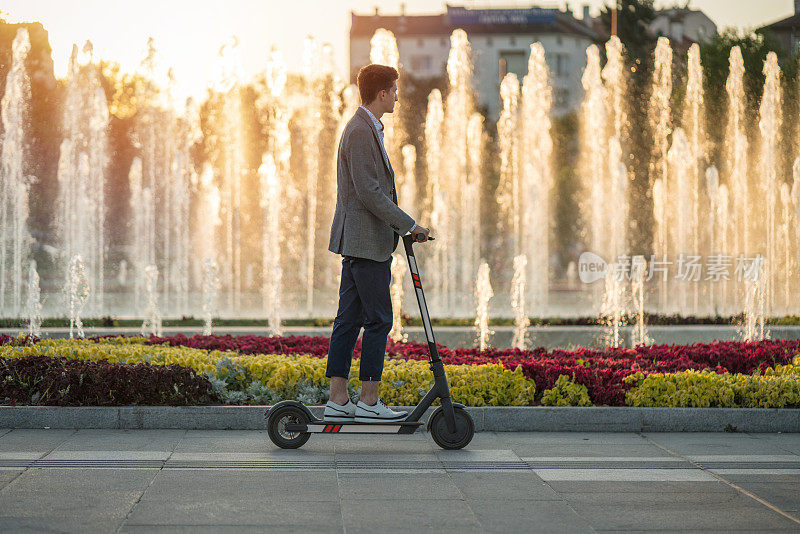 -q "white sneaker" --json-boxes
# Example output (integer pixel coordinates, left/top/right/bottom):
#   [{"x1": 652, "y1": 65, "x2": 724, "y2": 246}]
[
  {"x1": 355, "y1": 400, "x2": 408, "y2": 422},
  {"x1": 324, "y1": 399, "x2": 356, "y2": 422}
]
